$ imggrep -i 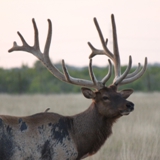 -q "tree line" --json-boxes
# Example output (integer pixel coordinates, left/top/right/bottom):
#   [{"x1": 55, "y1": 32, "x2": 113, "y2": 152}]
[{"x1": 0, "y1": 61, "x2": 159, "y2": 94}]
